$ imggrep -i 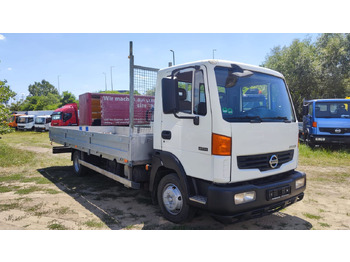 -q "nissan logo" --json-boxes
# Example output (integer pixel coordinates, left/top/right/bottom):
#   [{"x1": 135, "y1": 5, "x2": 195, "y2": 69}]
[{"x1": 269, "y1": 155, "x2": 279, "y2": 169}]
